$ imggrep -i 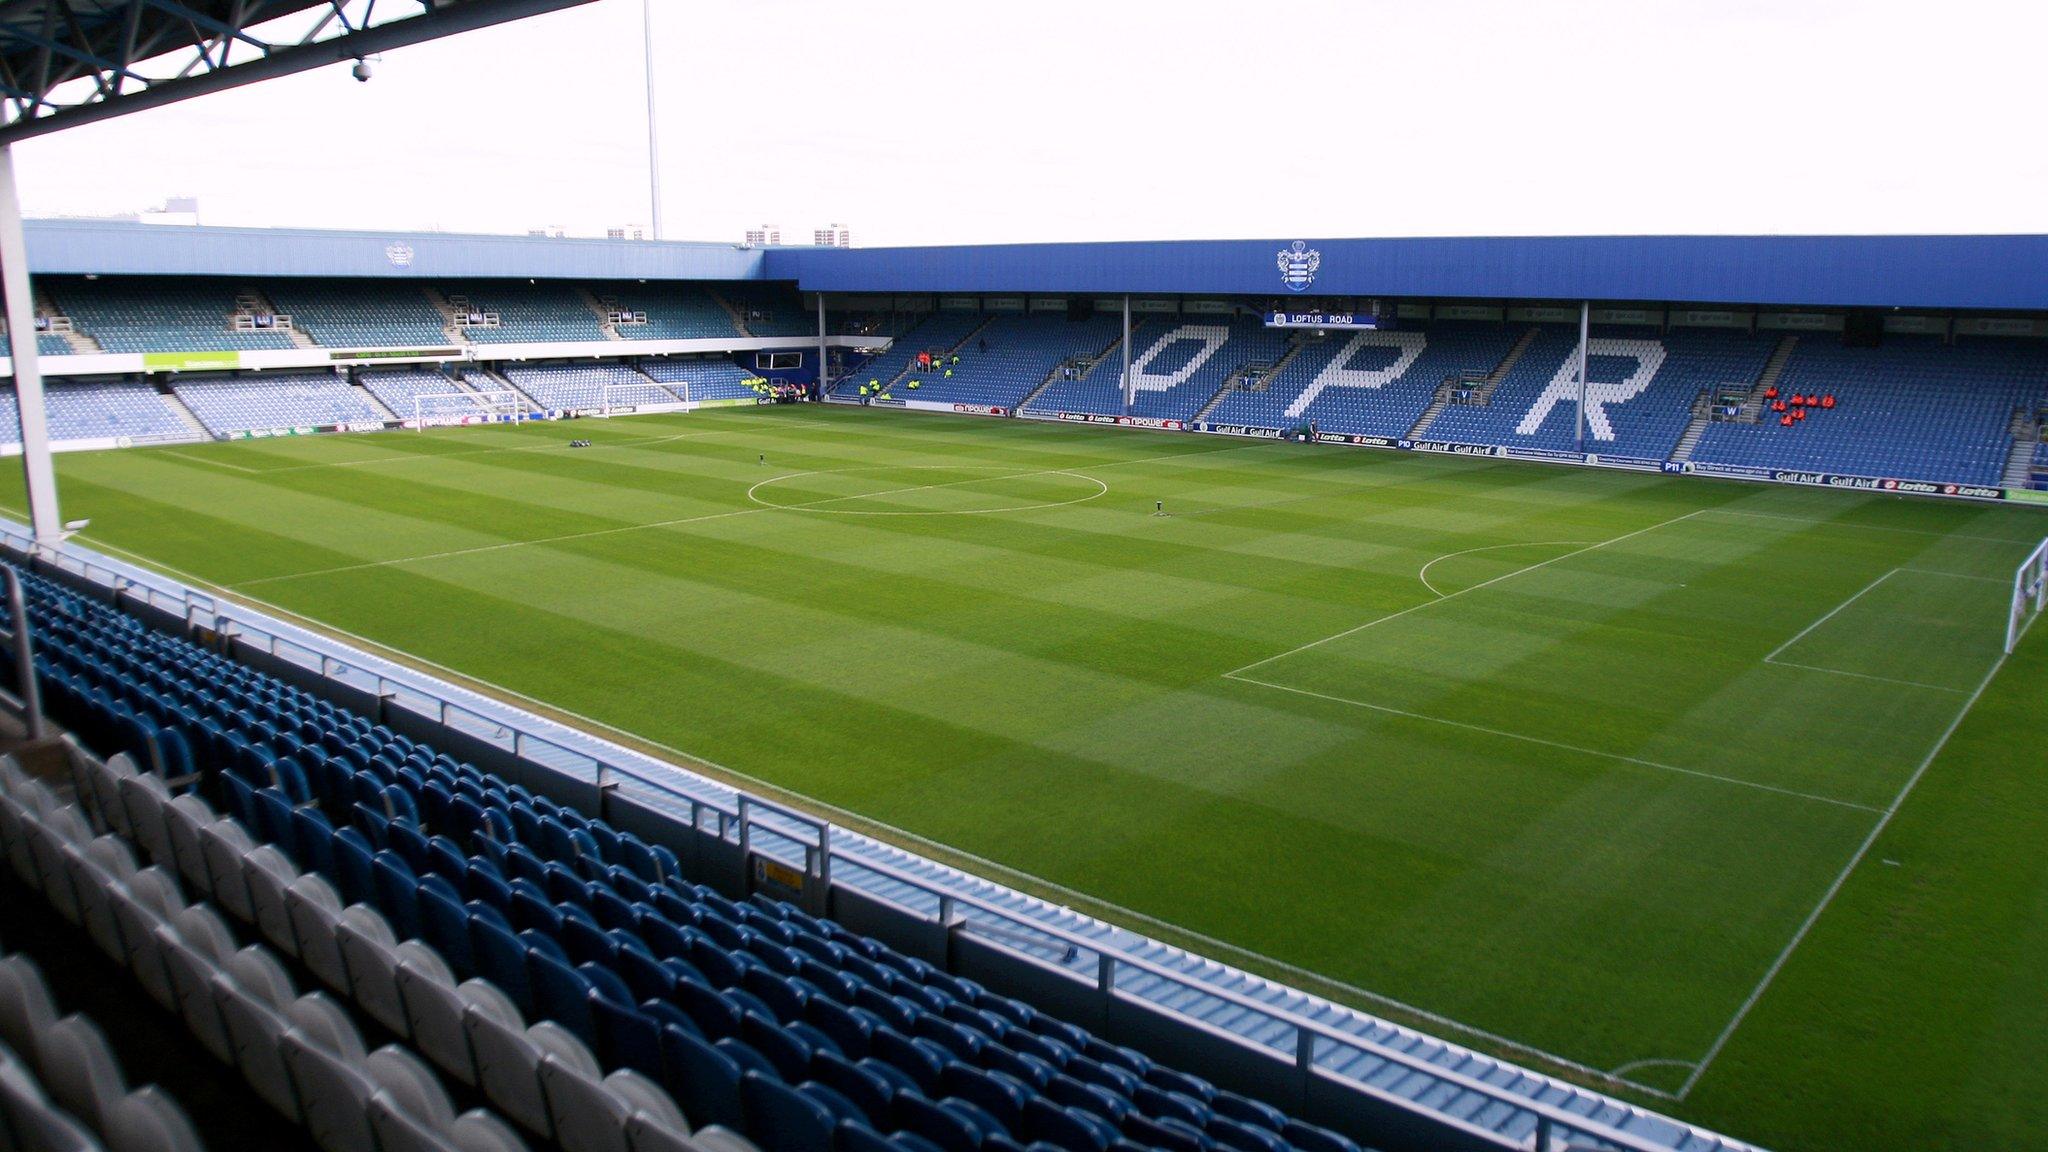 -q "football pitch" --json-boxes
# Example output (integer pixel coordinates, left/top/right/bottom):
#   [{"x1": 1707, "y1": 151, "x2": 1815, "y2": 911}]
[{"x1": 6, "y1": 404, "x2": 2047, "y2": 1151}]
